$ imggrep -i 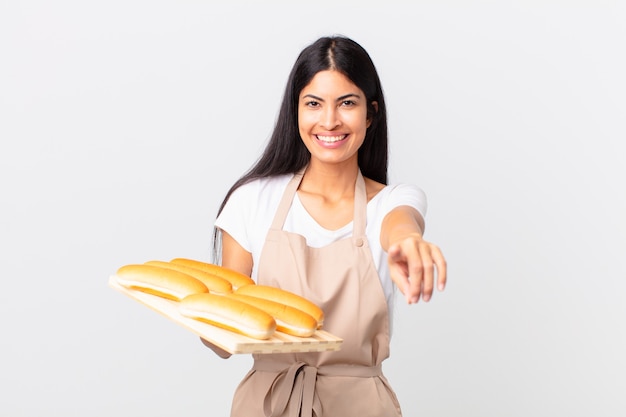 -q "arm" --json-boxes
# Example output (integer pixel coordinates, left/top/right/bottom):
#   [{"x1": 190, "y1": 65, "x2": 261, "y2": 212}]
[
  {"x1": 200, "y1": 230, "x2": 254, "y2": 359},
  {"x1": 220, "y1": 230, "x2": 253, "y2": 277},
  {"x1": 380, "y1": 205, "x2": 447, "y2": 304}
]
